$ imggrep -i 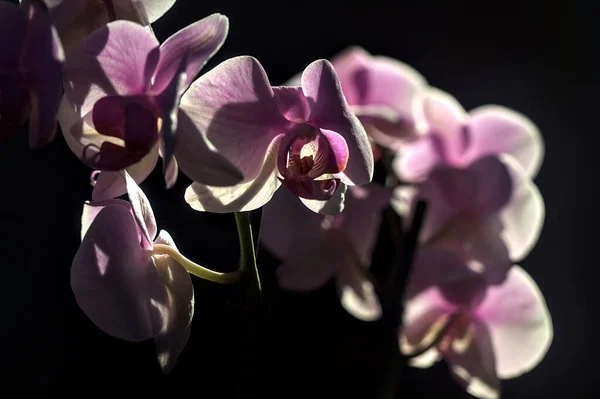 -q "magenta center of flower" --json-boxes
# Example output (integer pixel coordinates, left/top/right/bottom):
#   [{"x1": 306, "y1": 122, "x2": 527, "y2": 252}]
[{"x1": 277, "y1": 125, "x2": 349, "y2": 201}]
